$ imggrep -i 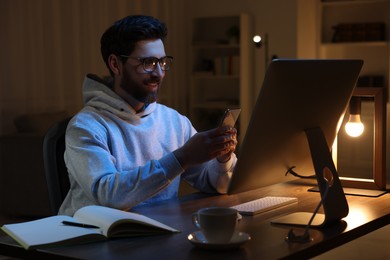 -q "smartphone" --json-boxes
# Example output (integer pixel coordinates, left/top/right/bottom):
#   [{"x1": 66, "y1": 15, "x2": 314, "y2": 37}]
[{"x1": 219, "y1": 108, "x2": 241, "y2": 128}]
